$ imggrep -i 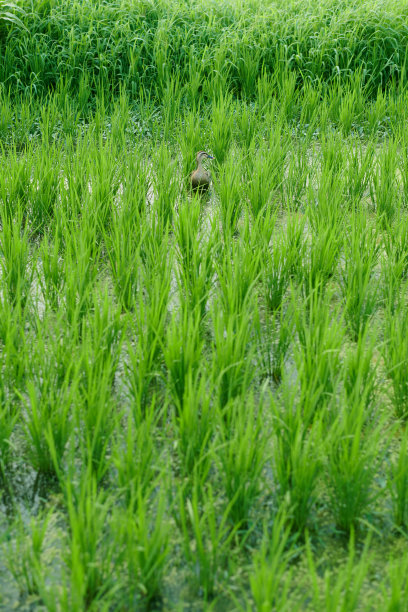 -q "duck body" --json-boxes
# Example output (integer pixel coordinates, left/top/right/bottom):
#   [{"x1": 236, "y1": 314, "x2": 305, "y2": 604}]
[{"x1": 191, "y1": 151, "x2": 214, "y2": 192}]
